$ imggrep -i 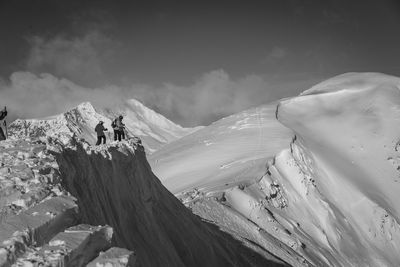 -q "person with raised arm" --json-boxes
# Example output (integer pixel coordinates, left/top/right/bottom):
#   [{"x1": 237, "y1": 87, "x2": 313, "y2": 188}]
[{"x1": 0, "y1": 106, "x2": 7, "y2": 141}]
